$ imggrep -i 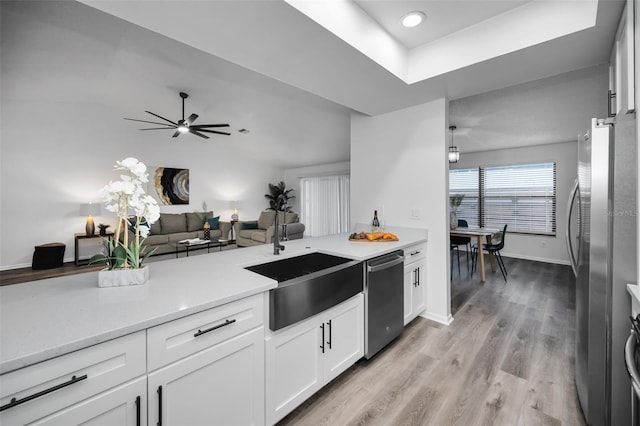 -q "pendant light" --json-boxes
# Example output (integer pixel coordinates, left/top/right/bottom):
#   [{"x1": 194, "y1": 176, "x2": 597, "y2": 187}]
[{"x1": 448, "y1": 125, "x2": 460, "y2": 163}]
